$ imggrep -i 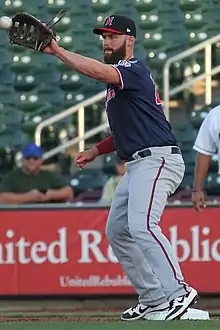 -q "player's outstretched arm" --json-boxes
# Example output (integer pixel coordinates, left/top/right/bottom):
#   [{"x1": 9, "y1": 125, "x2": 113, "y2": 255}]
[{"x1": 43, "y1": 40, "x2": 120, "y2": 85}]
